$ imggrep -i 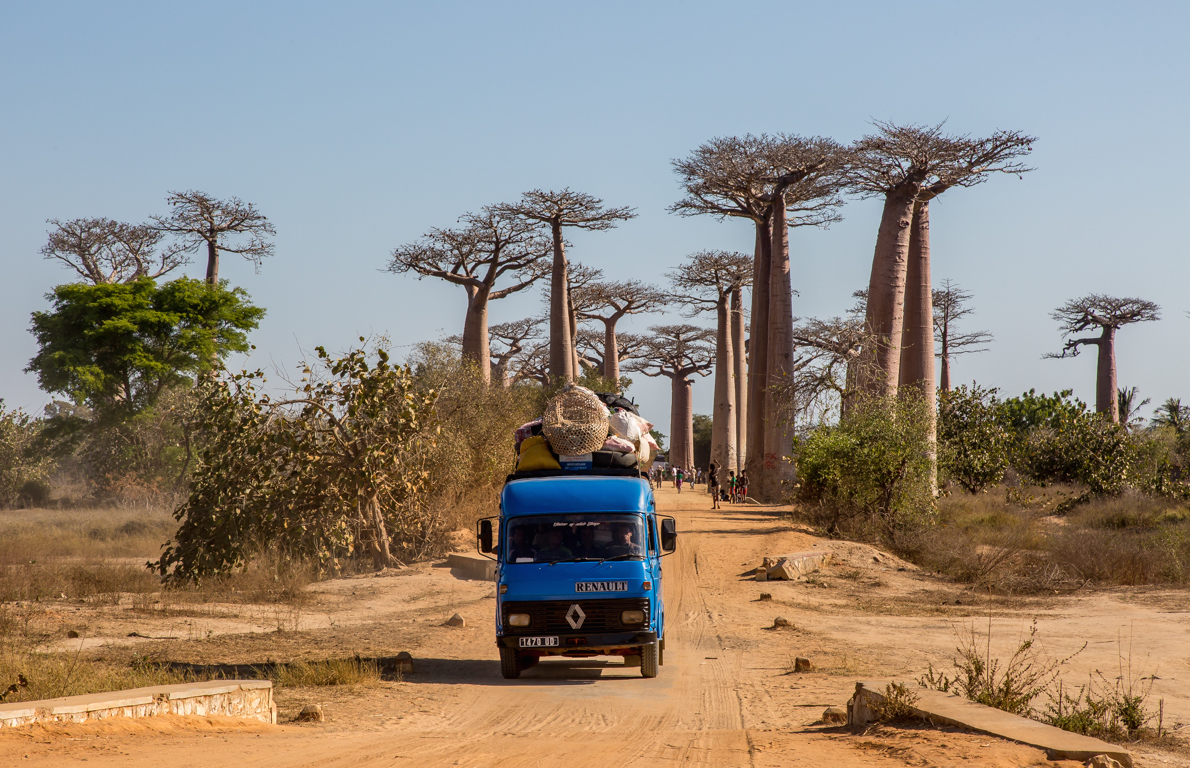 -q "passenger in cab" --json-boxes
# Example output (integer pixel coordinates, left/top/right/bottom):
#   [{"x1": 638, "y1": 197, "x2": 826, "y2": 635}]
[
  {"x1": 534, "y1": 528, "x2": 574, "y2": 562},
  {"x1": 603, "y1": 523, "x2": 642, "y2": 557}
]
